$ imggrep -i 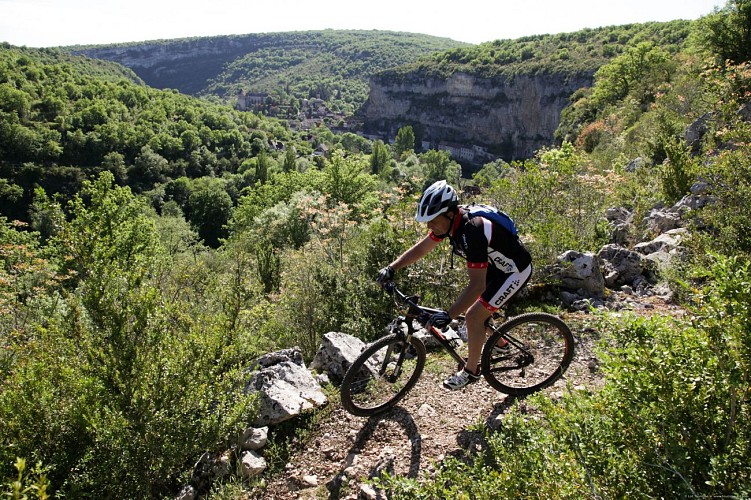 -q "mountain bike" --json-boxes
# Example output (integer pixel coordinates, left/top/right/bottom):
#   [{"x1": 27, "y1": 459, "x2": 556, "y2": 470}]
[{"x1": 340, "y1": 281, "x2": 575, "y2": 417}]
